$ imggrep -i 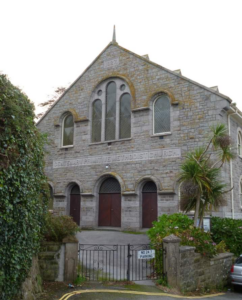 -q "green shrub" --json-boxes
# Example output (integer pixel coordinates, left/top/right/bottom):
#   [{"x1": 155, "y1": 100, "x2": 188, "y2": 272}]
[
  {"x1": 148, "y1": 213, "x2": 217, "y2": 258},
  {"x1": 0, "y1": 74, "x2": 48, "y2": 299},
  {"x1": 43, "y1": 213, "x2": 80, "y2": 242},
  {"x1": 211, "y1": 217, "x2": 242, "y2": 256},
  {"x1": 148, "y1": 213, "x2": 221, "y2": 277}
]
